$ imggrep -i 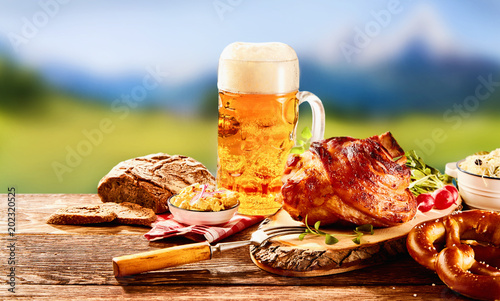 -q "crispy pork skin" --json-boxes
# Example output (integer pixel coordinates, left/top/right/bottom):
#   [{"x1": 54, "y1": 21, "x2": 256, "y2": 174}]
[{"x1": 280, "y1": 132, "x2": 416, "y2": 227}]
